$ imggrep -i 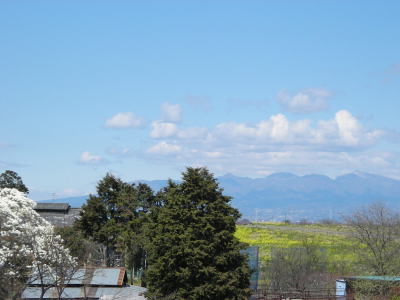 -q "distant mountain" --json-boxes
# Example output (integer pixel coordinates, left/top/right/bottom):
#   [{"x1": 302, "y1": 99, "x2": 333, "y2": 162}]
[{"x1": 38, "y1": 172, "x2": 400, "y2": 222}]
